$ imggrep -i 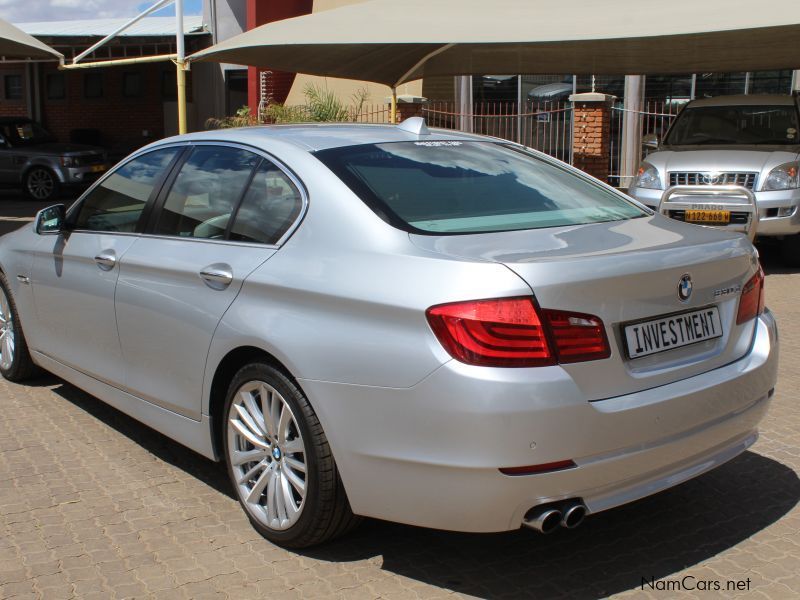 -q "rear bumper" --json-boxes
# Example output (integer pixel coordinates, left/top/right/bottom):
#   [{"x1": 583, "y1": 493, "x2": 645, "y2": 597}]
[{"x1": 301, "y1": 310, "x2": 778, "y2": 533}]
